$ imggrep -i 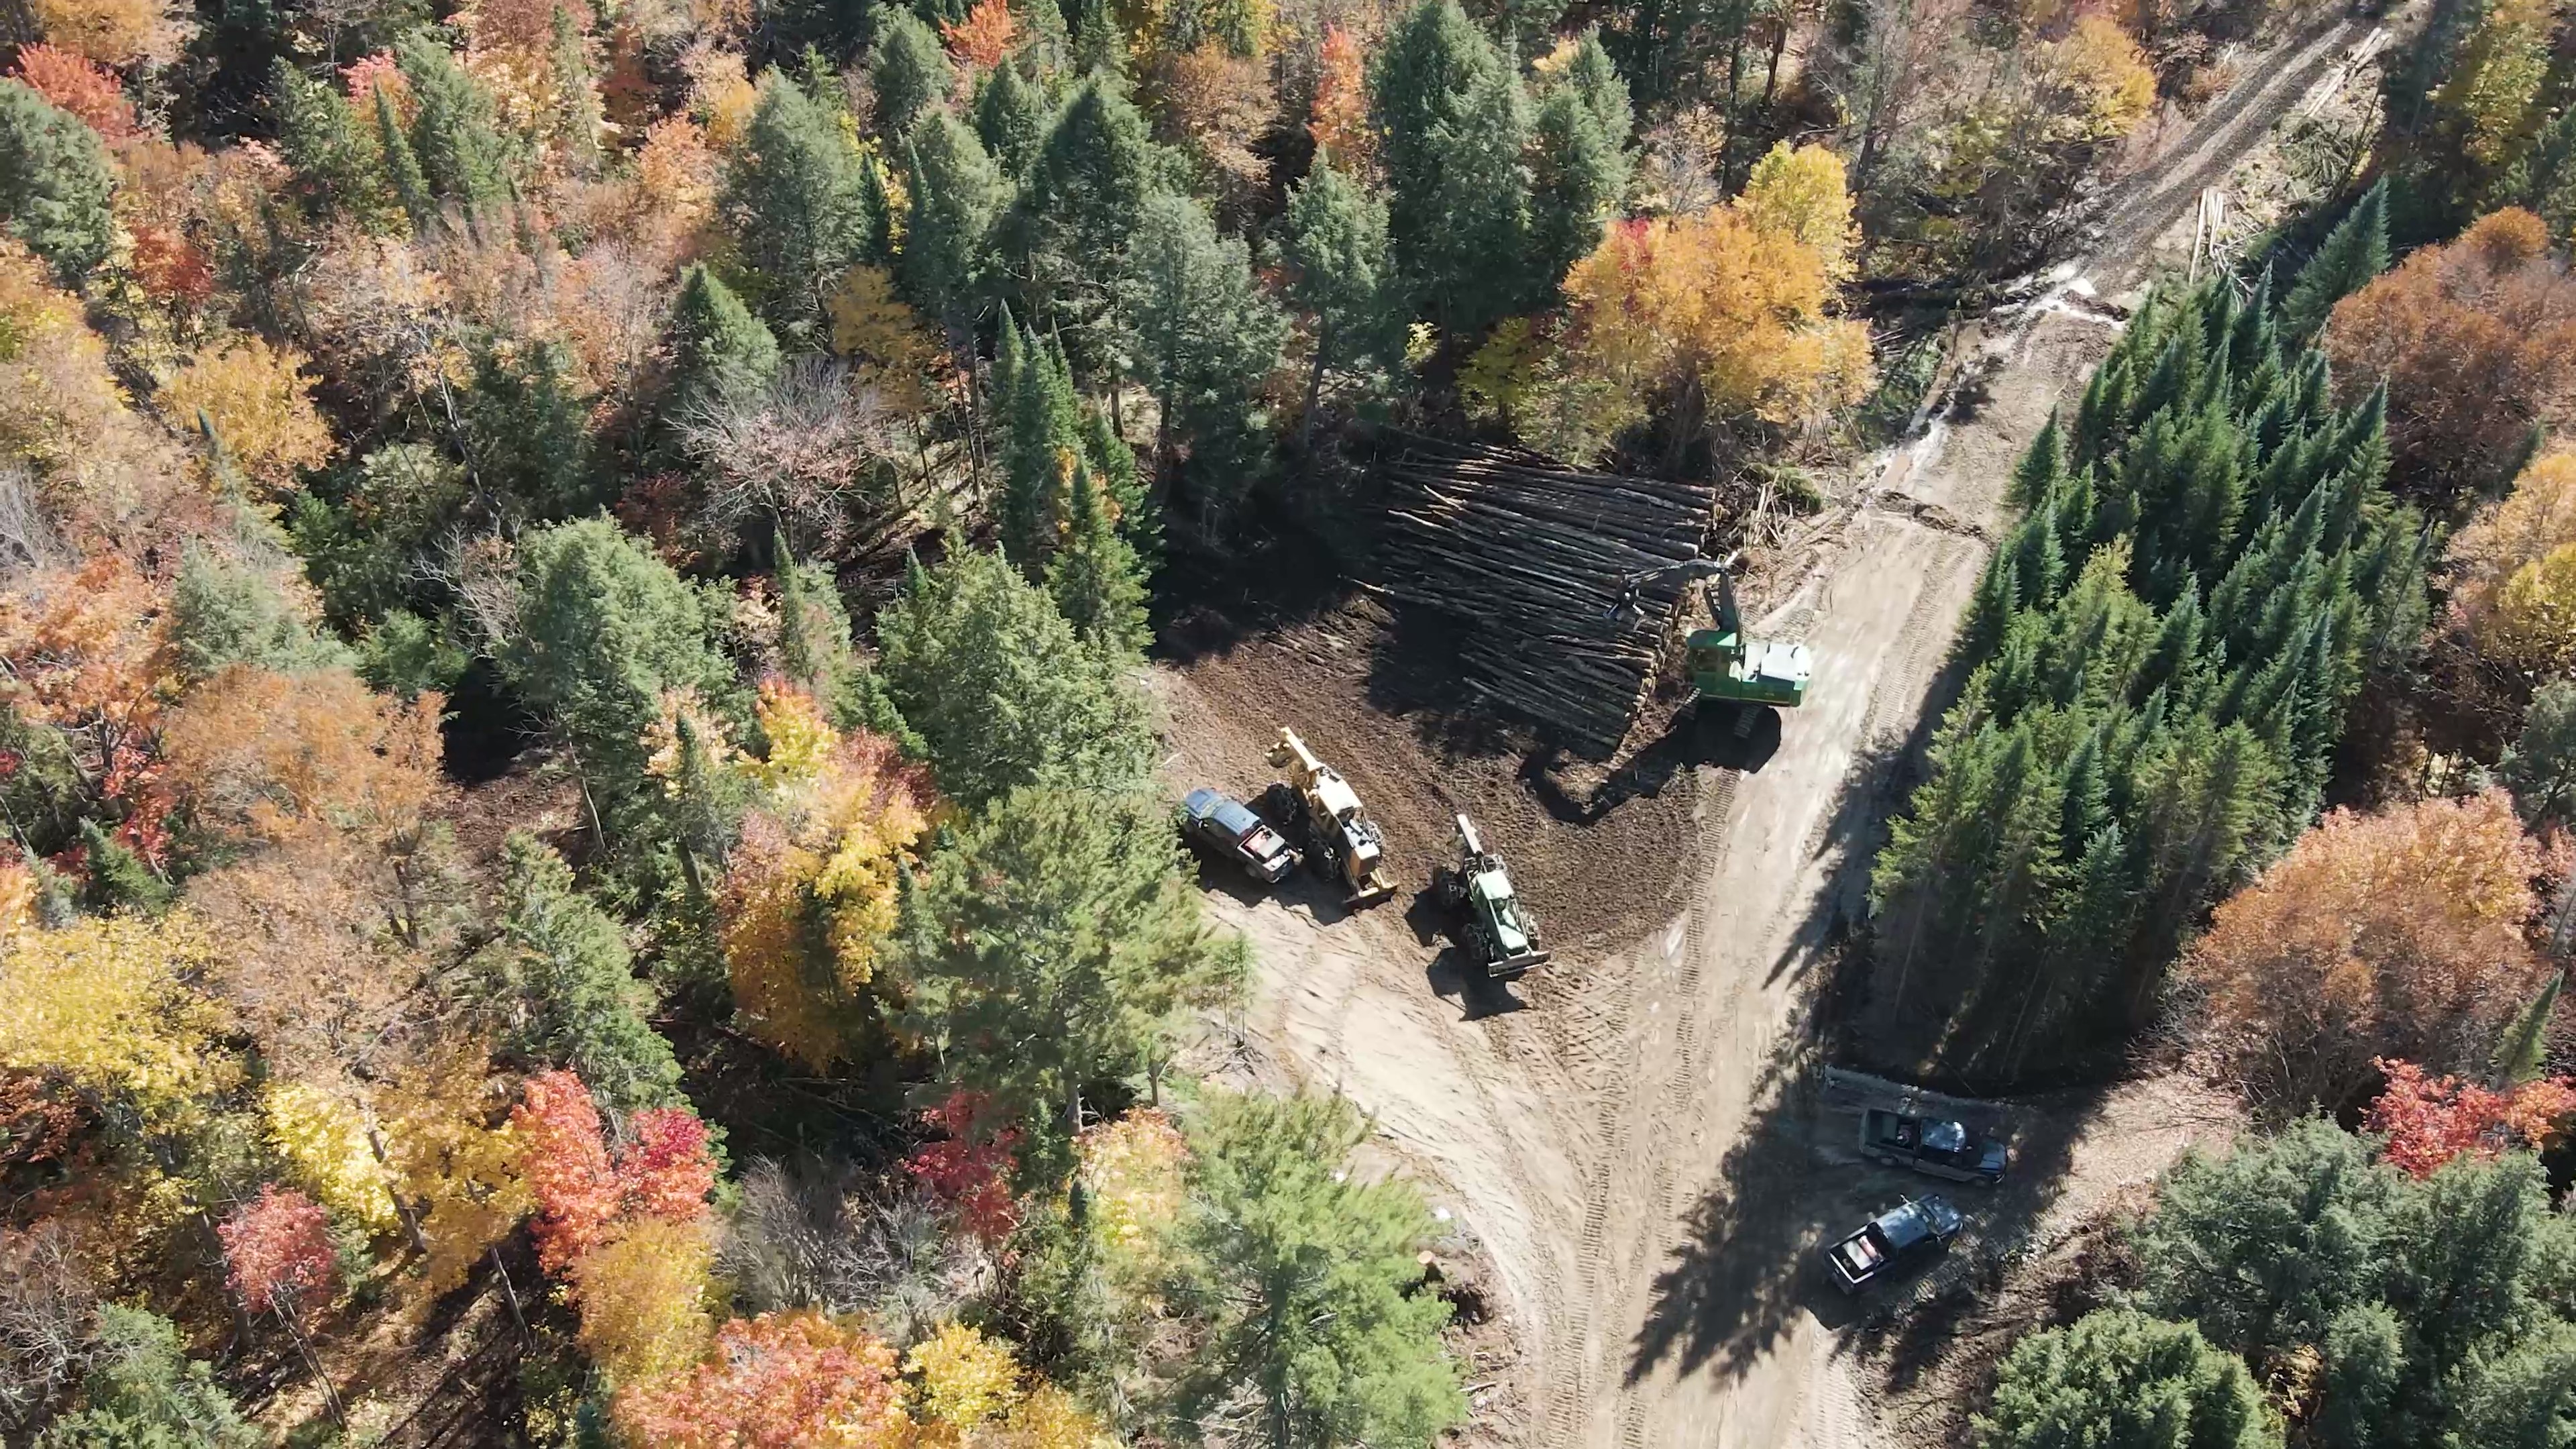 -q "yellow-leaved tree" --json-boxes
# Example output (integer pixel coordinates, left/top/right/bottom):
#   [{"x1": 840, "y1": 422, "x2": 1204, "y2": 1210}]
[
  {"x1": 906, "y1": 1322, "x2": 1118, "y2": 1448},
  {"x1": 0, "y1": 913, "x2": 235, "y2": 1124},
  {"x1": 1077, "y1": 1107, "x2": 1187, "y2": 1296},
  {"x1": 157, "y1": 337, "x2": 337, "y2": 496},
  {"x1": 262, "y1": 1080, "x2": 400, "y2": 1232},
  {"x1": 2448, "y1": 450, "x2": 2576, "y2": 666},
  {"x1": 570, "y1": 1216, "x2": 718, "y2": 1386},
  {"x1": 374, "y1": 1035, "x2": 531, "y2": 1297},
  {"x1": 719, "y1": 682, "x2": 937, "y2": 1069},
  {"x1": 1511, "y1": 143, "x2": 1873, "y2": 463}
]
